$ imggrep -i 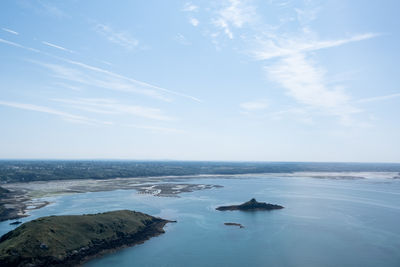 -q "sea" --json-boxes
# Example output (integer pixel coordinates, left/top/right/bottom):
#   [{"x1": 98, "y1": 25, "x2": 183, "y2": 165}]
[{"x1": 1, "y1": 172, "x2": 400, "y2": 267}]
